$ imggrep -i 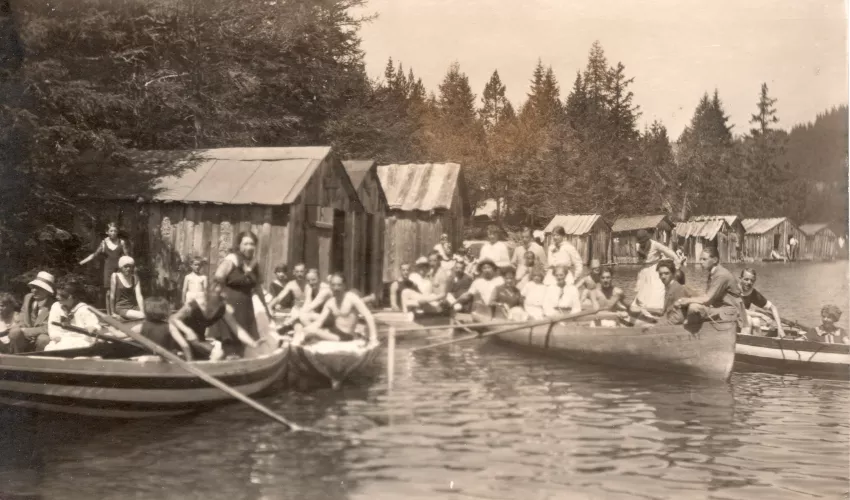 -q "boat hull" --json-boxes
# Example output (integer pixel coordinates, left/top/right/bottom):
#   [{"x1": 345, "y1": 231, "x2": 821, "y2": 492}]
[
  {"x1": 735, "y1": 334, "x2": 850, "y2": 378},
  {"x1": 283, "y1": 340, "x2": 381, "y2": 391},
  {"x1": 374, "y1": 310, "x2": 456, "y2": 340},
  {"x1": 476, "y1": 313, "x2": 737, "y2": 381},
  {"x1": 0, "y1": 348, "x2": 288, "y2": 419}
]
